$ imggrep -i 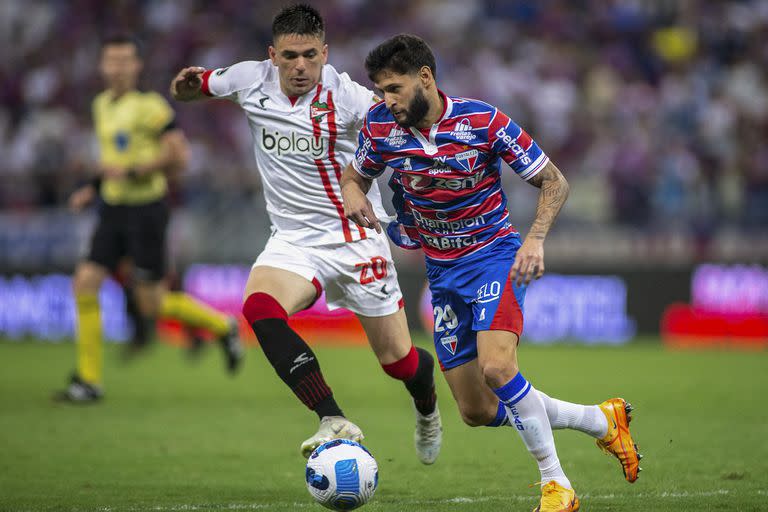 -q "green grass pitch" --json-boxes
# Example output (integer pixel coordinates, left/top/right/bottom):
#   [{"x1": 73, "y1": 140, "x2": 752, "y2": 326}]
[{"x1": 1, "y1": 338, "x2": 766, "y2": 511}]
